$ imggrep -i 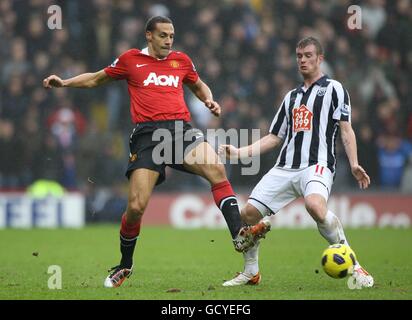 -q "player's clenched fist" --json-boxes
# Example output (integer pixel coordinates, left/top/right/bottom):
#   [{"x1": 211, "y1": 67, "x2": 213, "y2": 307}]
[{"x1": 43, "y1": 75, "x2": 64, "y2": 88}]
